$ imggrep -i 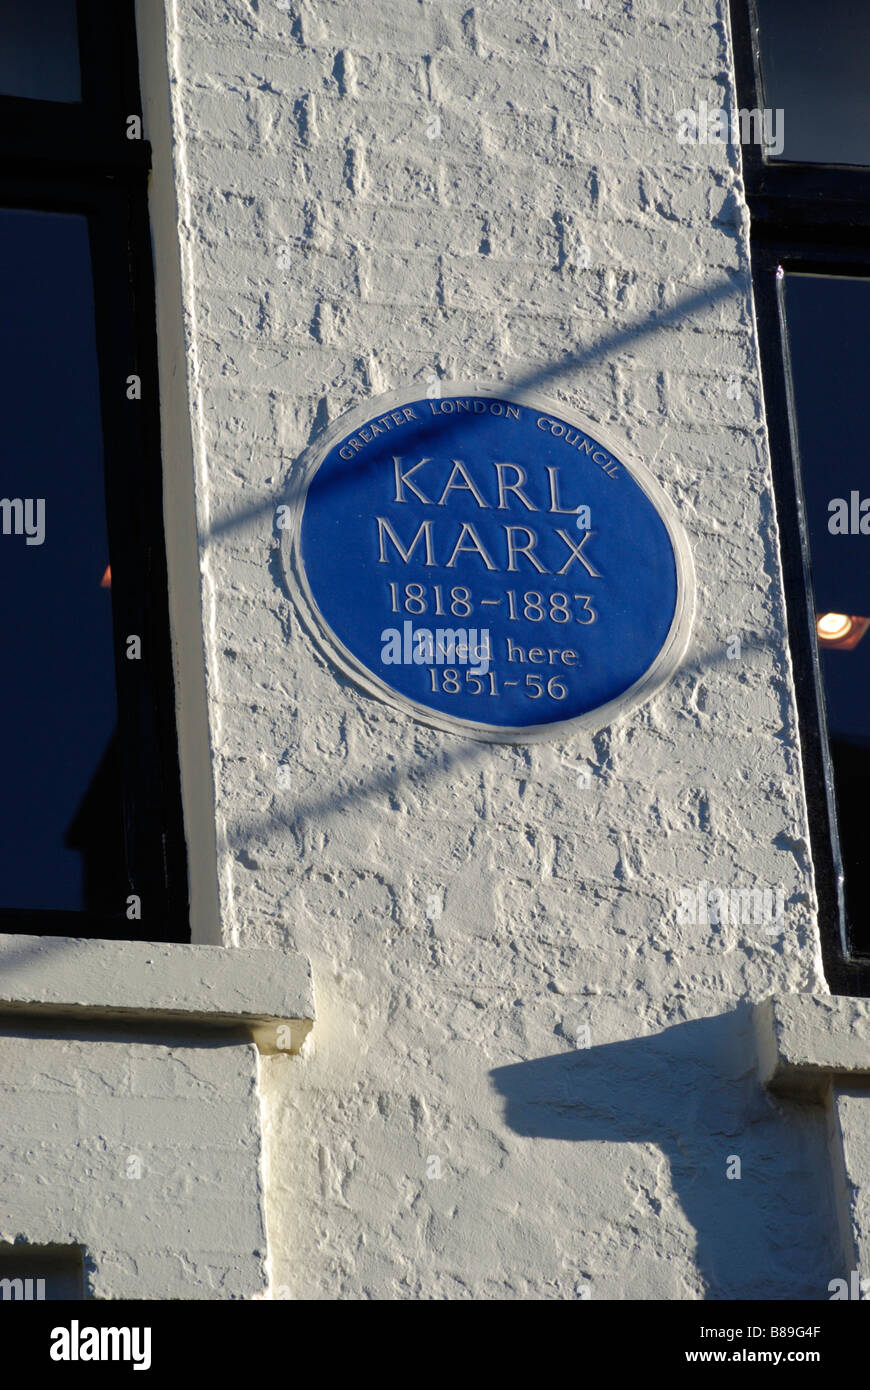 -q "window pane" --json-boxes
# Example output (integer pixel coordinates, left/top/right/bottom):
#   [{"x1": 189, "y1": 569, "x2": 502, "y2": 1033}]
[
  {"x1": 755, "y1": 0, "x2": 870, "y2": 165},
  {"x1": 0, "y1": 1244, "x2": 84, "y2": 1300},
  {"x1": 0, "y1": 208, "x2": 124, "y2": 913},
  {"x1": 784, "y1": 273, "x2": 870, "y2": 947},
  {"x1": 0, "y1": 0, "x2": 81, "y2": 103}
]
